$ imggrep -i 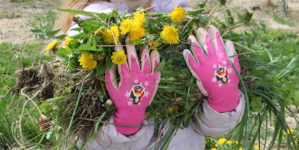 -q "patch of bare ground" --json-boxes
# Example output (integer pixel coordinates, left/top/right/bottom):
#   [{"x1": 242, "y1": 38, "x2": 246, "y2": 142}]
[
  {"x1": 195, "y1": 0, "x2": 299, "y2": 33},
  {"x1": 0, "y1": 0, "x2": 59, "y2": 44}
]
